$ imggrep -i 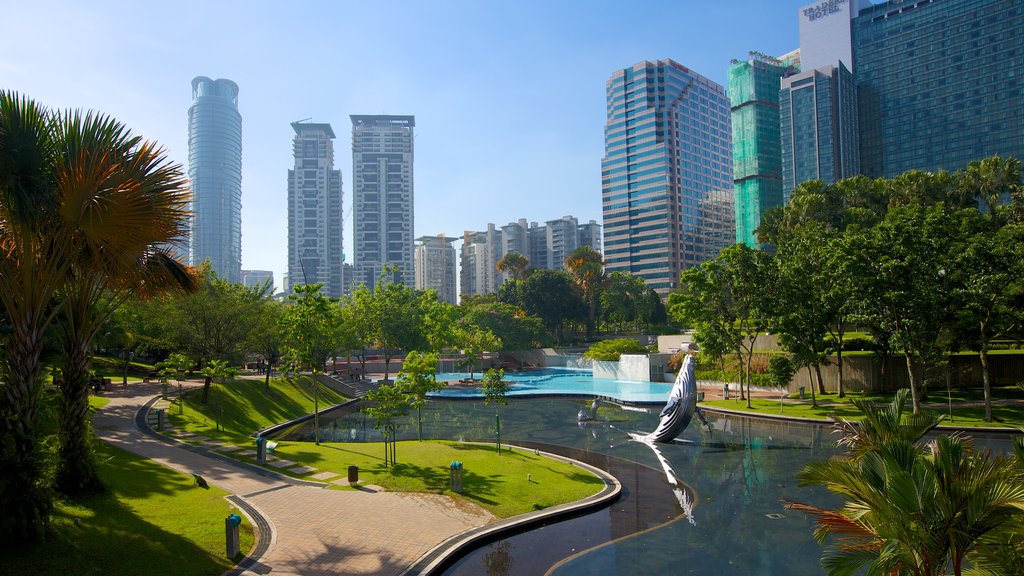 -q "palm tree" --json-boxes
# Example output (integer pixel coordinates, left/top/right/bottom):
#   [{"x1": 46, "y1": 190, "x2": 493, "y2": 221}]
[
  {"x1": 51, "y1": 108, "x2": 195, "y2": 494},
  {"x1": 959, "y1": 156, "x2": 1023, "y2": 218},
  {"x1": 0, "y1": 92, "x2": 67, "y2": 544},
  {"x1": 786, "y1": 390, "x2": 1024, "y2": 575},
  {"x1": 564, "y1": 245, "x2": 605, "y2": 339},
  {"x1": 496, "y1": 250, "x2": 530, "y2": 281}
]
